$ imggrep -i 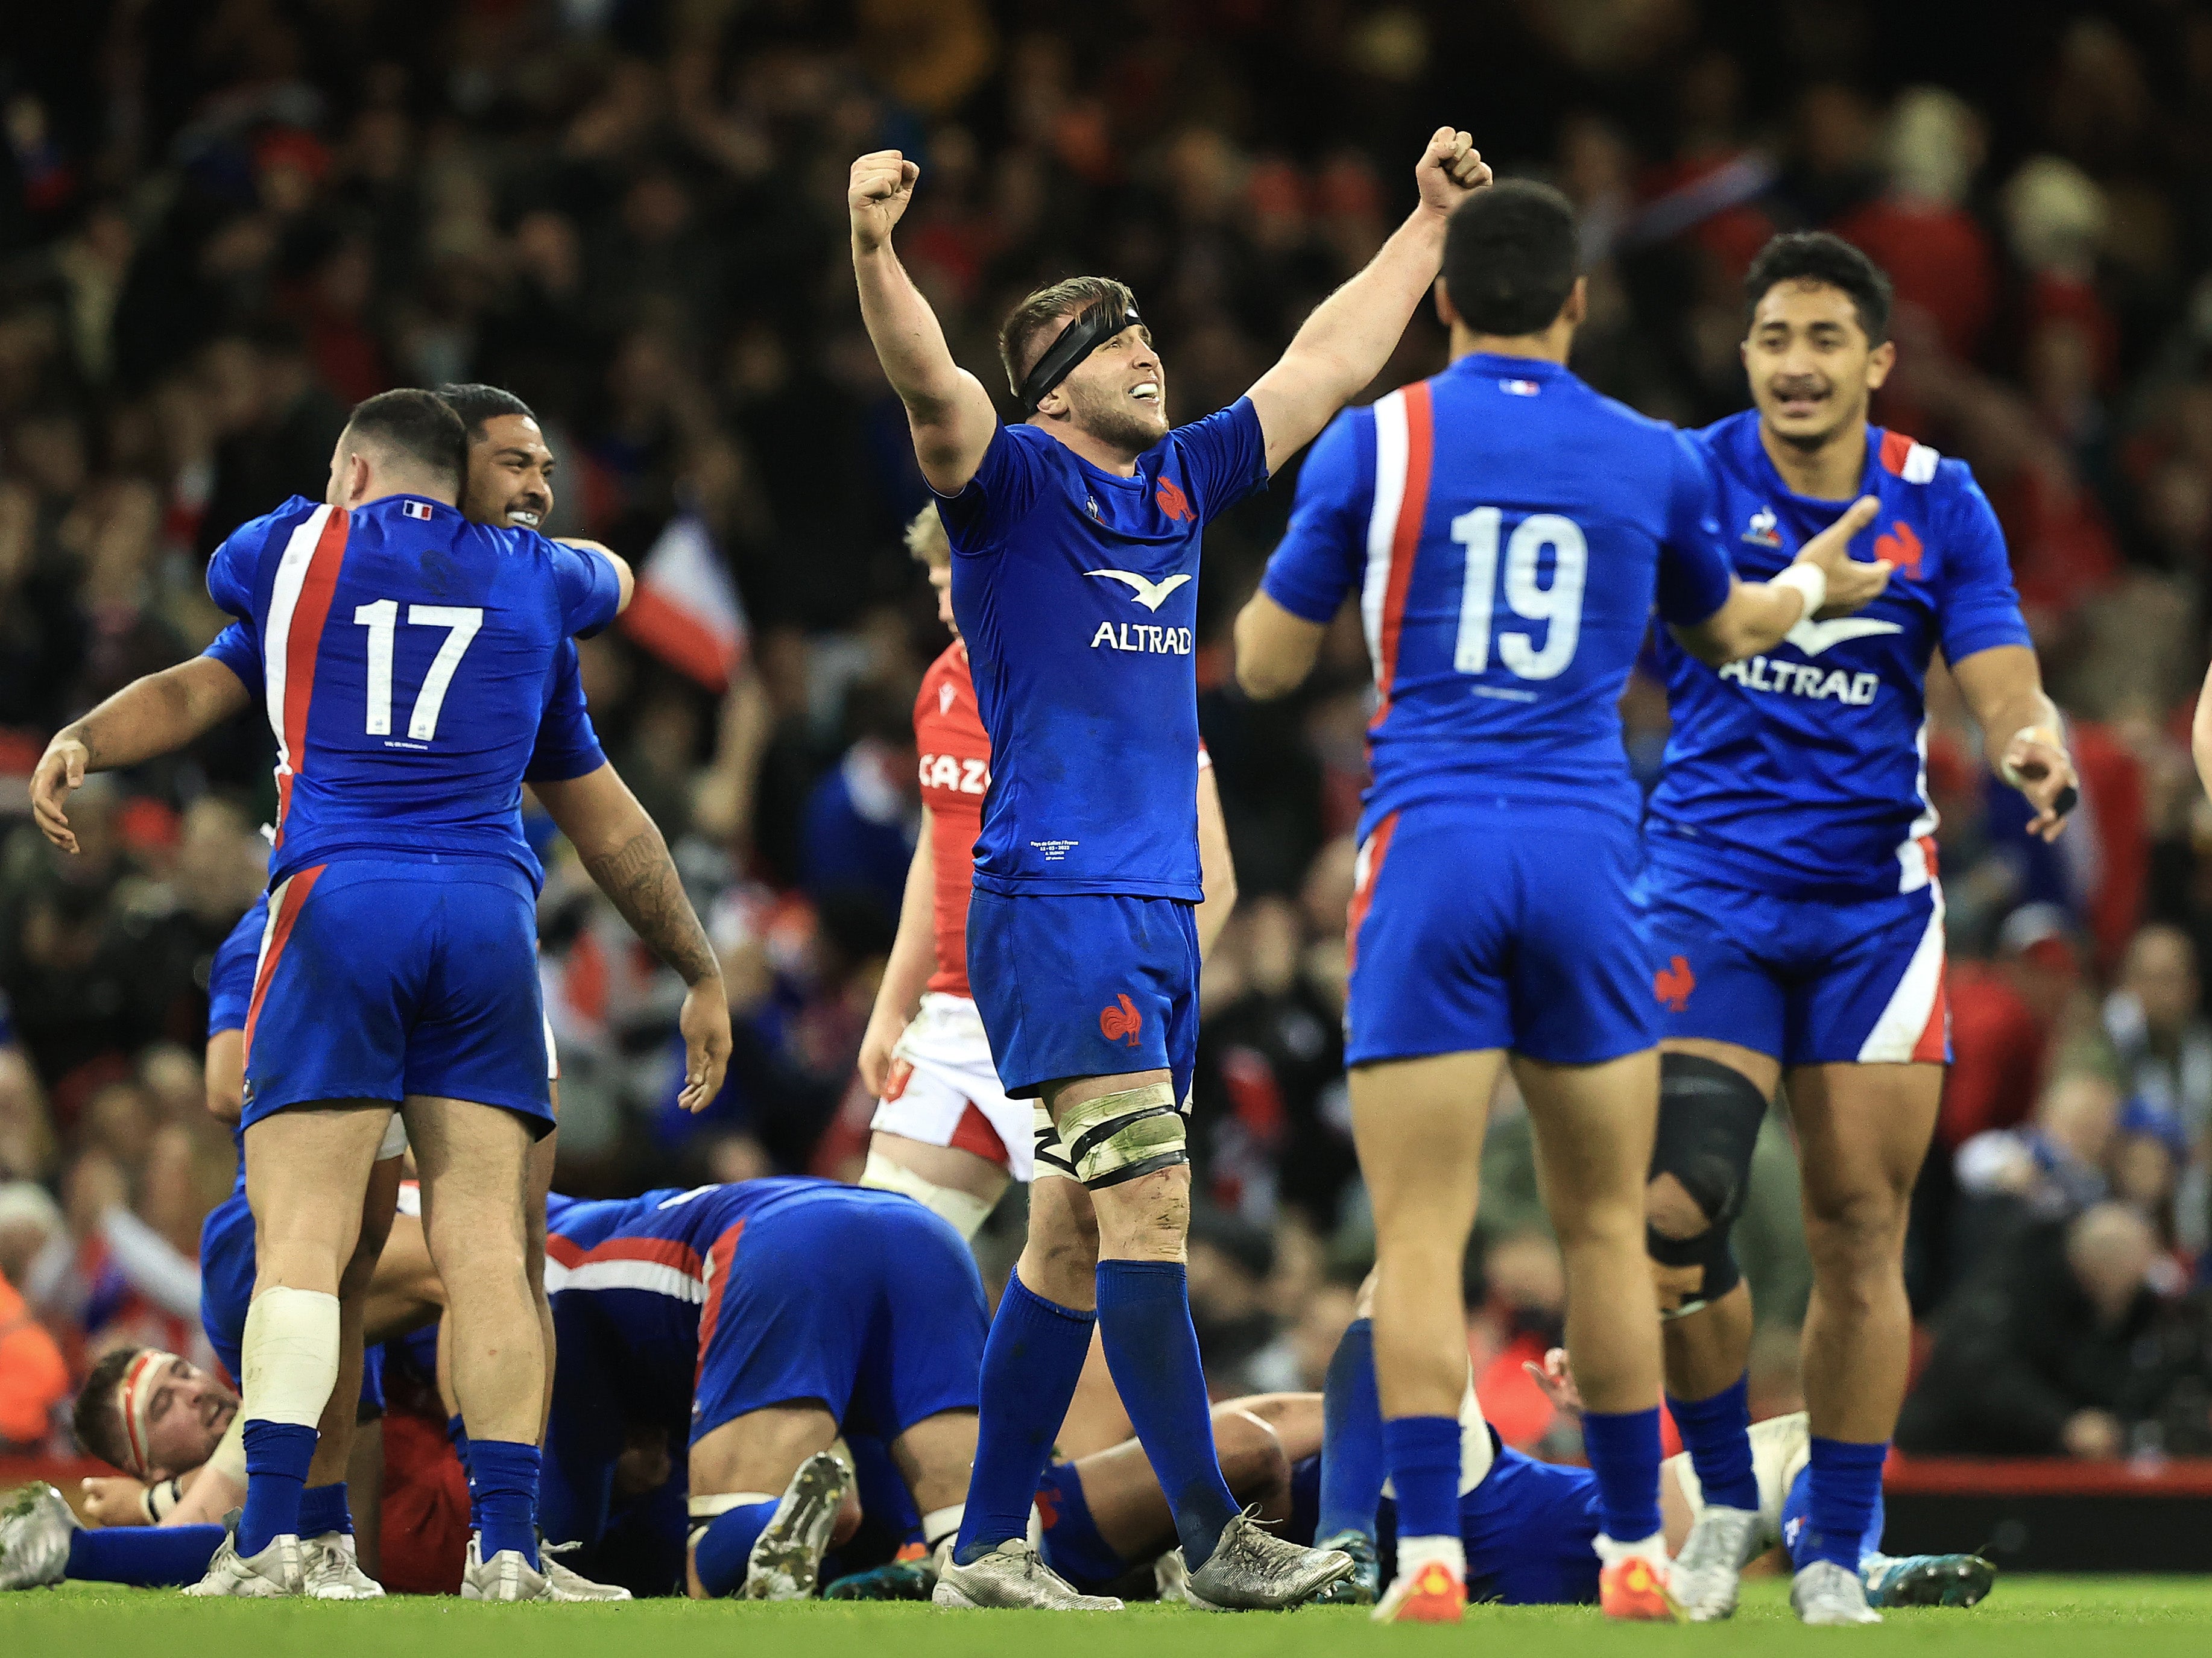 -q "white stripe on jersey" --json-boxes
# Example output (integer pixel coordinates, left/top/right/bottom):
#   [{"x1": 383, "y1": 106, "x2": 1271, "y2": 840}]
[
  {"x1": 1857, "y1": 883, "x2": 1947, "y2": 1064},
  {"x1": 543, "y1": 1258, "x2": 705, "y2": 1302},
  {"x1": 1895, "y1": 719, "x2": 1939, "y2": 894},
  {"x1": 1902, "y1": 442, "x2": 1940, "y2": 484},
  {"x1": 1360, "y1": 389, "x2": 1410, "y2": 684},
  {"x1": 262, "y1": 504, "x2": 337, "y2": 783}
]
